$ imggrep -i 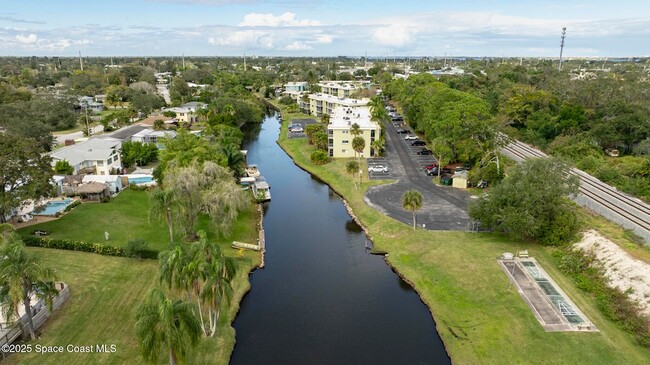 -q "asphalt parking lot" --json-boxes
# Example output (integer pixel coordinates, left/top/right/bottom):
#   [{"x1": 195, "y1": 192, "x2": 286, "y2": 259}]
[
  {"x1": 364, "y1": 112, "x2": 472, "y2": 231},
  {"x1": 367, "y1": 157, "x2": 393, "y2": 180},
  {"x1": 287, "y1": 118, "x2": 318, "y2": 139}
]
